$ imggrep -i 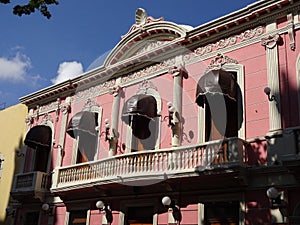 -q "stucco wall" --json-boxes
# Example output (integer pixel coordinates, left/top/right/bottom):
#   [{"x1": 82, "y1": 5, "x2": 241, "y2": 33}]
[{"x1": 0, "y1": 104, "x2": 27, "y2": 224}]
